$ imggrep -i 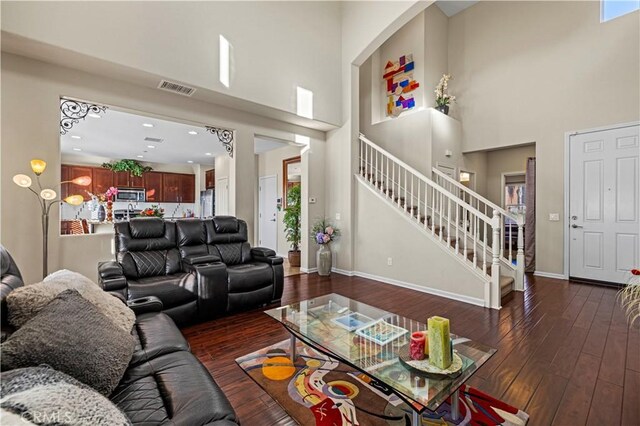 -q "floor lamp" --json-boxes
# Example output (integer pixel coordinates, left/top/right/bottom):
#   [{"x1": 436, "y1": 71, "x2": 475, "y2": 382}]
[{"x1": 13, "y1": 159, "x2": 91, "y2": 279}]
